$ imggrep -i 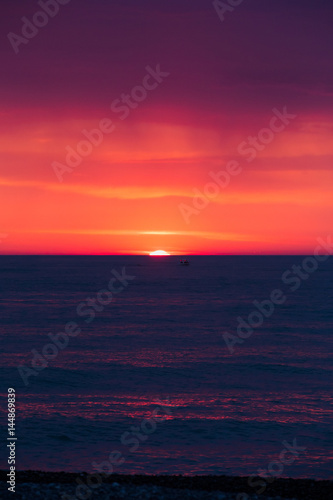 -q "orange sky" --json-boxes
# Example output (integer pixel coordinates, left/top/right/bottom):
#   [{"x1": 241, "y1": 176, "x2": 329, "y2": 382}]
[
  {"x1": 1, "y1": 107, "x2": 332, "y2": 255},
  {"x1": 1, "y1": 1, "x2": 332, "y2": 254}
]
